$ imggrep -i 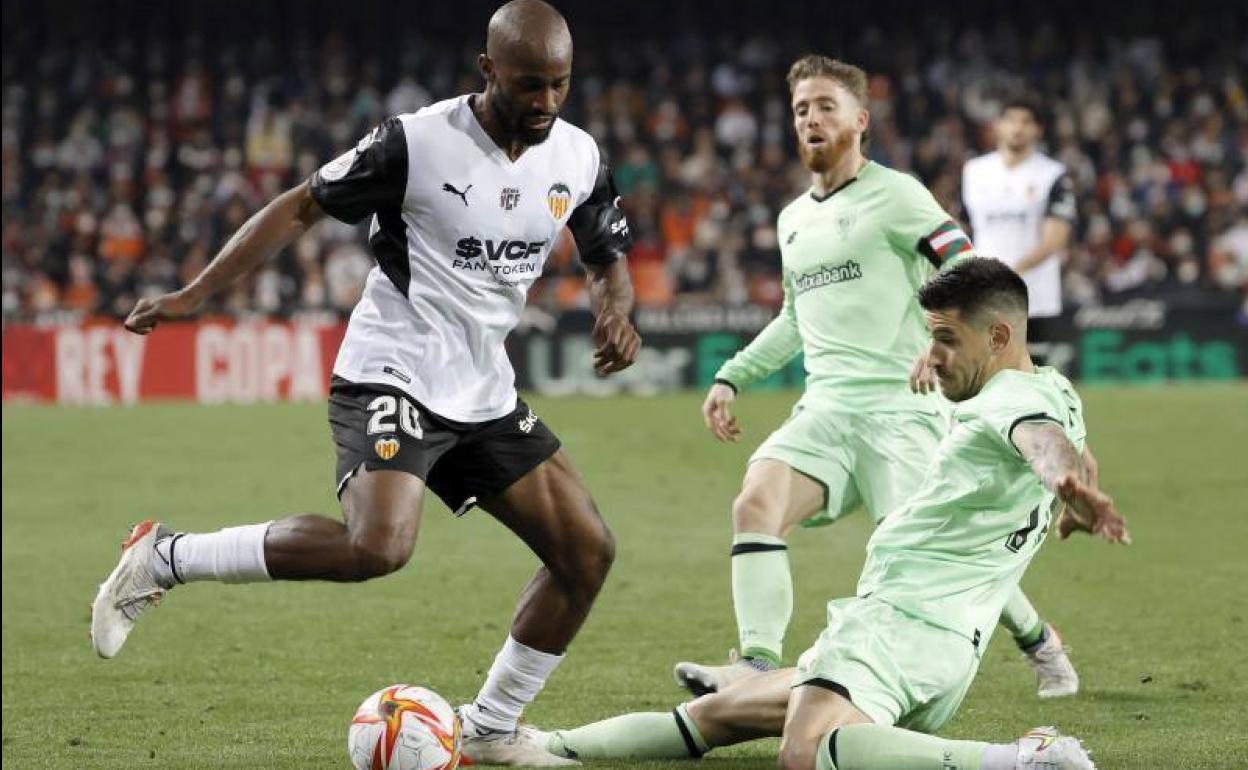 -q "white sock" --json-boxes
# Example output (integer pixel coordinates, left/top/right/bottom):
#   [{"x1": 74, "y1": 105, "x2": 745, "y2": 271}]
[
  {"x1": 463, "y1": 635, "x2": 564, "y2": 734},
  {"x1": 980, "y1": 742, "x2": 1019, "y2": 770},
  {"x1": 153, "y1": 522, "x2": 273, "y2": 585}
]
